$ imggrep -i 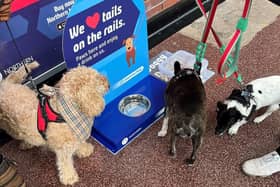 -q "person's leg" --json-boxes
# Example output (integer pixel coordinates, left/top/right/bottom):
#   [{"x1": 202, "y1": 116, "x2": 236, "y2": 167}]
[
  {"x1": 276, "y1": 146, "x2": 280, "y2": 155},
  {"x1": 0, "y1": 130, "x2": 12, "y2": 147},
  {"x1": 0, "y1": 154, "x2": 26, "y2": 187},
  {"x1": 242, "y1": 146, "x2": 280, "y2": 177},
  {"x1": 268, "y1": 0, "x2": 280, "y2": 6}
]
